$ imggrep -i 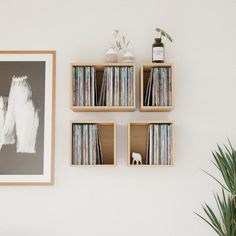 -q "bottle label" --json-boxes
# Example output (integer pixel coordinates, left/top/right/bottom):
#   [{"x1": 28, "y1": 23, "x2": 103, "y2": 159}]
[{"x1": 153, "y1": 47, "x2": 164, "y2": 61}]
